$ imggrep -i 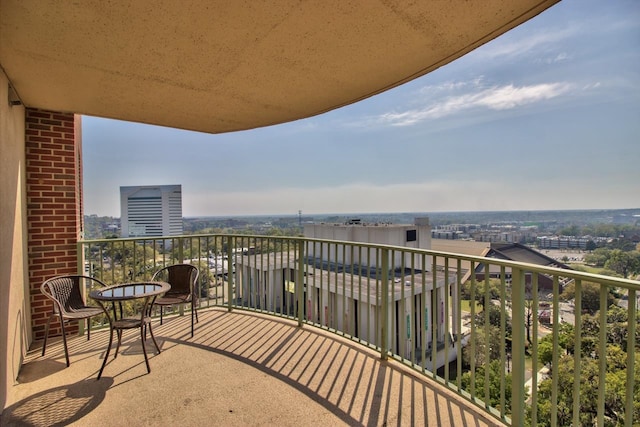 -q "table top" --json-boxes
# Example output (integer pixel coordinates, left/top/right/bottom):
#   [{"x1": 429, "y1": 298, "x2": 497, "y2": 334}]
[{"x1": 90, "y1": 281, "x2": 170, "y2": 301}]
